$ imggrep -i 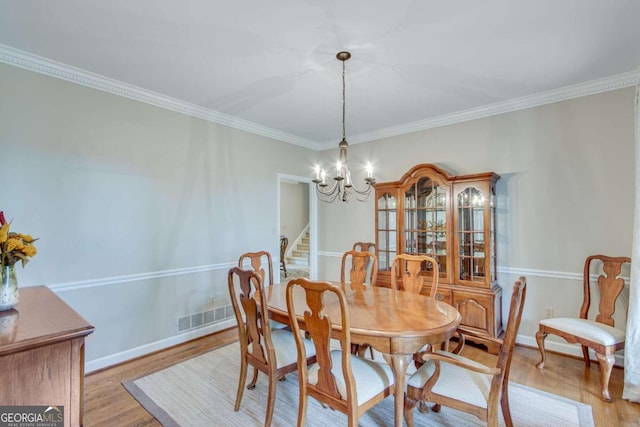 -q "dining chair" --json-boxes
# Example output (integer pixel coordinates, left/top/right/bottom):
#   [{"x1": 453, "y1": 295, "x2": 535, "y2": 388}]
[
  {"x1": 340, "y1": 250, "x2": 378, "y2": 289},
  {"x1": 404, "y1": 277, "x2": 527, "y2": 427},
  {"x1": 228, "y1": 267, "x2": 316, "y2": 427},
  {"x1": 535, "y1": 255, "x2": 630, "y2": 401},
  {"x1": 390, "y1": 254, "x2": 439, "y2": 296},
  {"x1": 391, "y1": 253, "x2": 441, "y2": 370},
  {"x1": 286, "y1": 278, "x2": 395, "y2": 427},
  {"x1": 341, "y1": 250, "x2": 379, "y2": 358},
  {"x1": 239, "y1": 250, "x2": 288, "y2": 329},
  {"x1": 280, "y1": 236, "x2": 289, "y2": 278}
]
